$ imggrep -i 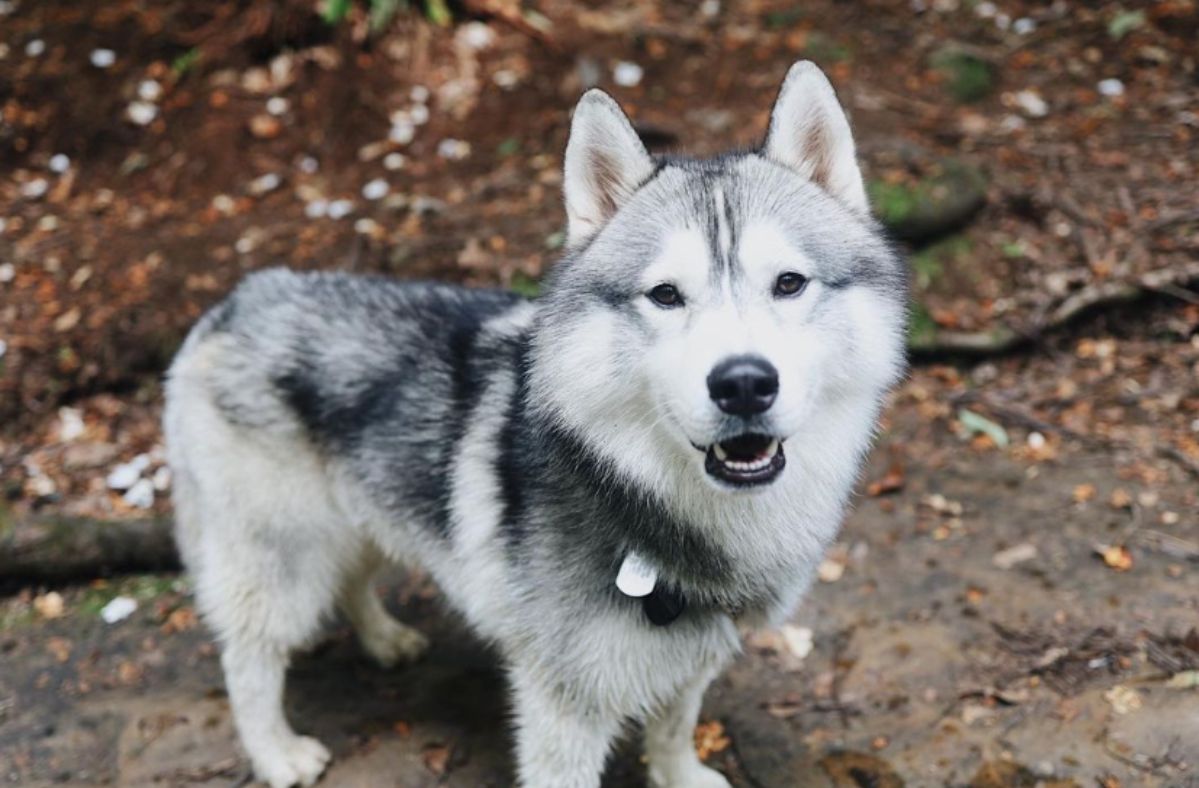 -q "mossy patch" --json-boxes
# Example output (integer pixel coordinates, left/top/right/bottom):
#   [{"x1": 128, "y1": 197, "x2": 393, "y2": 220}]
[{"x1": 930, "y1": 49, "x2": 995, "y2": 104}]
